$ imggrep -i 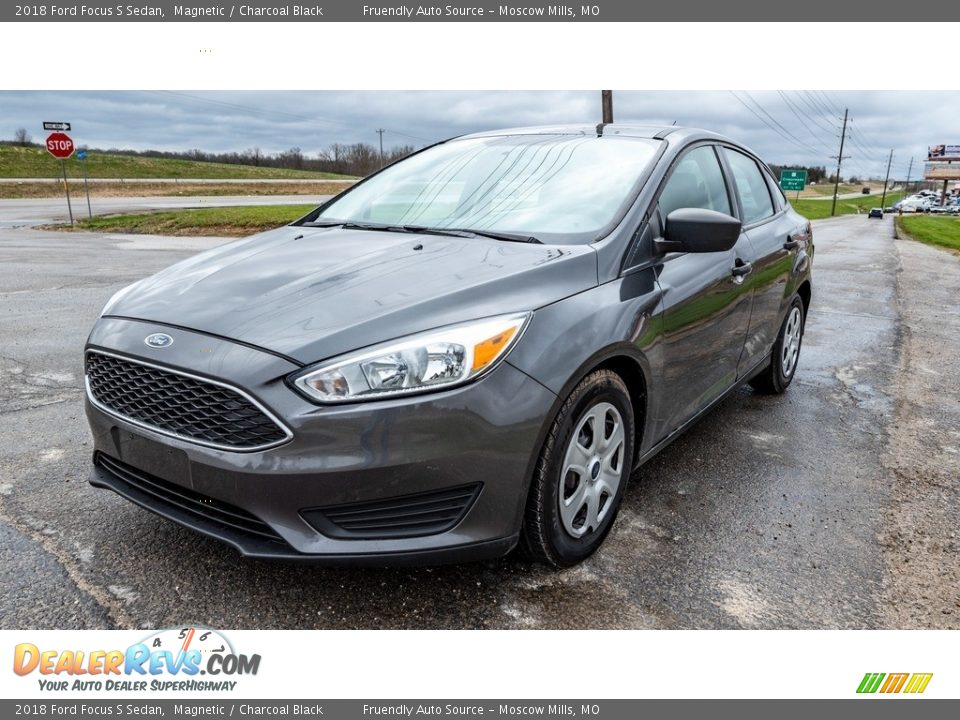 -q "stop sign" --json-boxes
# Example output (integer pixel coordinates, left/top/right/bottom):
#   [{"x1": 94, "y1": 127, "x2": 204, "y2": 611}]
[{"x1": 46, "y1": 132, "x2": 75, "y2": 159}]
